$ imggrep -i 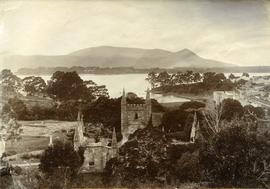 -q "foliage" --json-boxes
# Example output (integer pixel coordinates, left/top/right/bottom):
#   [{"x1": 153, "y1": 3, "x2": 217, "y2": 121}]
[
  {"x1": 151, "y1": 99, "x2": 165, "y2": 112},
  {"x1": 103, "y1": 127, "x2": 169, "y2": 187},
  {"x1": 56, "y1": 100, "x2": 80, "y2": 121},
  {"x1": 1, "y1": 118, "x2": 23, "y2": 142},
  {"x1": 146, "y1": 70, "x2": 202, "y2": 88},
  {"x1": 46, "y1": 71, "x2": 108, "y2": 101},
  {"x1": 201, "y1": 99, "x2": 264, "y2": 136},
  {"x1": 4, "y1": 98, "x2": 84, "y2": 121},
  {"x1": 0, "y1": 172, "x2": 13, "y2": 189},
  {"x1": 83, "y1": 80, "x2": 109, "y2": 99},
  {"x1": 0, "y1": 69, "x2": 22, "y2": 96},
  {"x1": 228, "y1": 73, "x2": 237, "y2": 80},
  {"x1": 242, "y1": 72, "x2": 250, "y2": 77},
  {"x1": 199, "y1": 124, "x2": 269, "y2": 188},
  {"x1": 179, "y1": 101, "x2": 205, "y2": 111},
  {"x1": 104, "y1": 126, "x2": 202, "y2": 187},
  {"x1": 165, "y1": 143, "x2": 200, "y2": 184},
  {"x1": 0, "y1": 103, "x2": 23, "y2": 143},
  {"x1": 46, "y1": 71, "x2": 87, "y2": 101},
  {"x1": 161, "y1": 101, "x2": 204, "y2": 140},
  {"x1": 173, "y1": 151, "x2": 200, "y2": 182},
  {"x1": 22, "y1": 76, "x2": 46, "y2": 96},
  {"x1": 27, "y1": 105, "x2": 56, "y2": 120},
  {"x1": 145, "y1": 71, "x2": 158, "y2": 88},
  {"x1": 202, "y1": 72, "x2": 227, "y2": 90},
  {"x1": 220, "y1": 98, "x2": 244, "y2": 121},
  {"x1": 147, "y1": 71, "x2": 237, "y2": 95},
  {"x1": 83, "y1": 97, "x2": 121, "y2": 133},
  {"x1": 39, "y1": 140, "x2": 82, "y2": 188},
  {"x1": 1, "y1": 93, "x2": 163, "y2": 123},
  {"x1": 126, "y1": 92, "x2": 145, "y2": 104},
  {"x1": 234, "y1": 78, "x2": 248, "y2": 88},
  {"x1": 243, "y1": 105, "x2": 265, "y2": 120},
  {"x1": 7, "y1": 98, "x2": 28, "y2": 120}
]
